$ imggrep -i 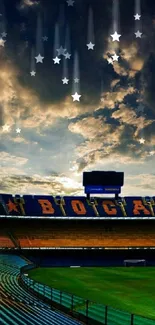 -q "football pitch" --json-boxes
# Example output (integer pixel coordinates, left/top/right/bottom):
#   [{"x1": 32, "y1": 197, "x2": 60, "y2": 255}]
[{"x1": 28, "y1": 266, "x2": 155, "y2": 320}]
